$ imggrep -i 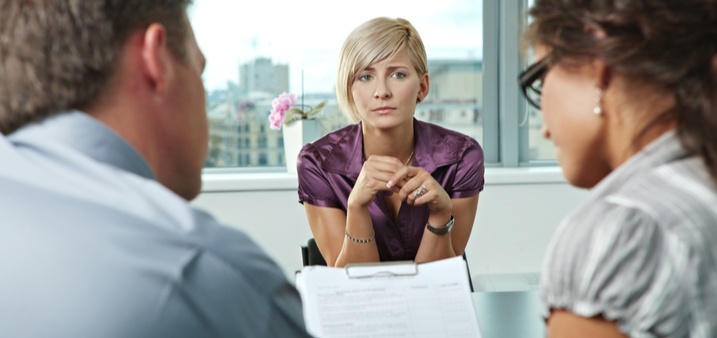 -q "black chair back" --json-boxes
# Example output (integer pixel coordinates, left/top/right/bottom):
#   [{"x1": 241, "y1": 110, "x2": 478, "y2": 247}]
[{"x1": 301, "y1": 238, "x2": 327, "y2": 266}]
